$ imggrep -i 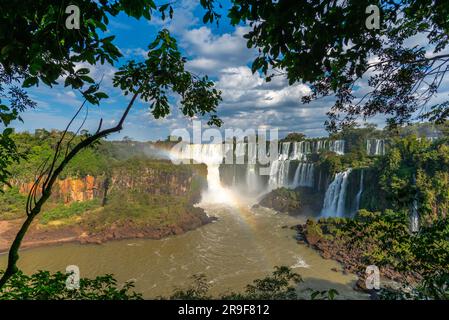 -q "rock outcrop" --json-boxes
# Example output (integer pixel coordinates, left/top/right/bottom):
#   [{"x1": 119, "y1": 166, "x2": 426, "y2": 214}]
[{"x1": 14, "y1": 161, "x2": 207, "y2": 205}]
